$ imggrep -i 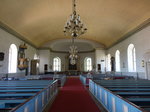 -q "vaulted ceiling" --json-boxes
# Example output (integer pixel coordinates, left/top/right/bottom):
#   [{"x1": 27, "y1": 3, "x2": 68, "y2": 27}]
[{"x1": 0, "y1": 0, "x2": 150, "y2": 48}]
